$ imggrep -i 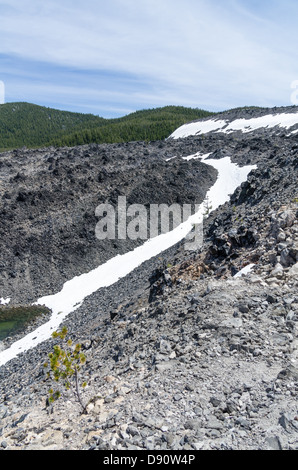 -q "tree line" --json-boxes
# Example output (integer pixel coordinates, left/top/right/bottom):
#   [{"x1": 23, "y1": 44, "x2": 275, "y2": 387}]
[{"x1": 0, "y1": 102, "x2": 215, "y2": 151}]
